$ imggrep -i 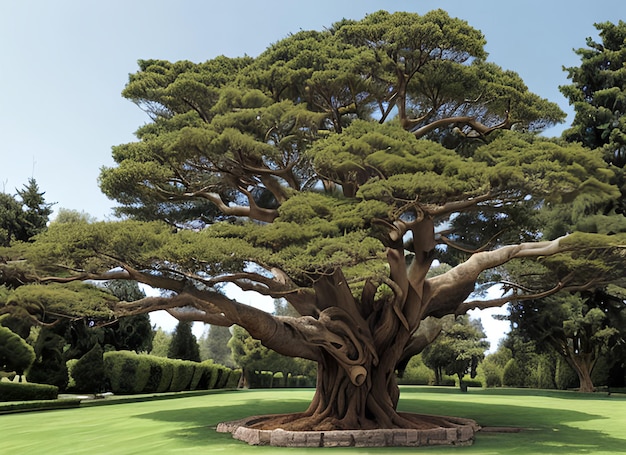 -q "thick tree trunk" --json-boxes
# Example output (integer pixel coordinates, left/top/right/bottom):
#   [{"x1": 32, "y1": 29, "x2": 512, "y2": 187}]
[{"x1": 569, "y1": 357, "x2": 596, "y2": 393}]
